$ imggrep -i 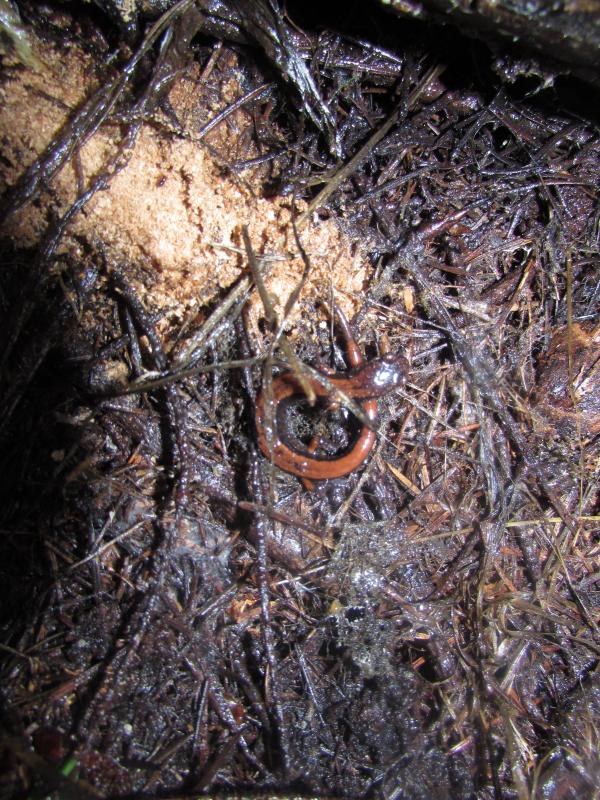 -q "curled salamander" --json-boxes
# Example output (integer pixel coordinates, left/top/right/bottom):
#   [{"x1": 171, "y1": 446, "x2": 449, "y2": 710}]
[{"x1": 255, "y1": 306, "x2": 408, "y2": 483}]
